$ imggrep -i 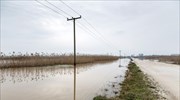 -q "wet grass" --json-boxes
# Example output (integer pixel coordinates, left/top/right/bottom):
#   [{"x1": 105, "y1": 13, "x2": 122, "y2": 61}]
[
  {"x1": 93, "y1": 61, "x2": 159, "y2": 100},
  {"x1": 118, "y1": 62, "x2": 159, "y2": 100},
  {"x1": 93, "y1": 96, "x2": 110, "y2": 100}
]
